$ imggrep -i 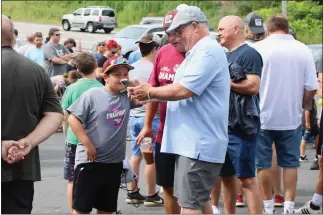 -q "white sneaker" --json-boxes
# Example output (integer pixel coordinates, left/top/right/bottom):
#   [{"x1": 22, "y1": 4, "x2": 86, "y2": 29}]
[
  {"x1": 263, "y1": 209, "x2": 277, "y2": 214},
  {"x1": 212, "y1": 205, "x2": 221, "y2": 214},
  {"x1": 295, "y1": 201, "x2": 321, "y2": 214}
]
